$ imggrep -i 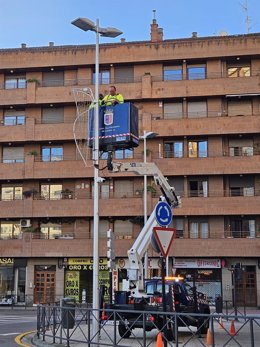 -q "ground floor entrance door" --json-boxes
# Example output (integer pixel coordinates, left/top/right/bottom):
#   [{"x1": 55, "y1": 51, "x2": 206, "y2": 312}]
[
  {"x1": 235, "y1": 266, "x2": 257, "y2": 307},
  {"x1": 34, "y1": 265, "x2": 56, "y2": 304}
]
